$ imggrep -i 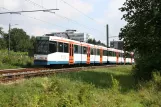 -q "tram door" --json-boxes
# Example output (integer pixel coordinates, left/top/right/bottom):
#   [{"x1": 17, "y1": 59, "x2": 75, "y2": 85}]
[
  {"x1": 100, "y1": 49, "x2": 103, "y2": 64},
  {"x1": 116, "y1": 52, "x2": 119, "y2": 64},
  {"x1": 87, "y1": 47, "x2": 90, "y2": 64},
  {"x1": 69, "y1": 43, "x2": 74, "y2": 65}
]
